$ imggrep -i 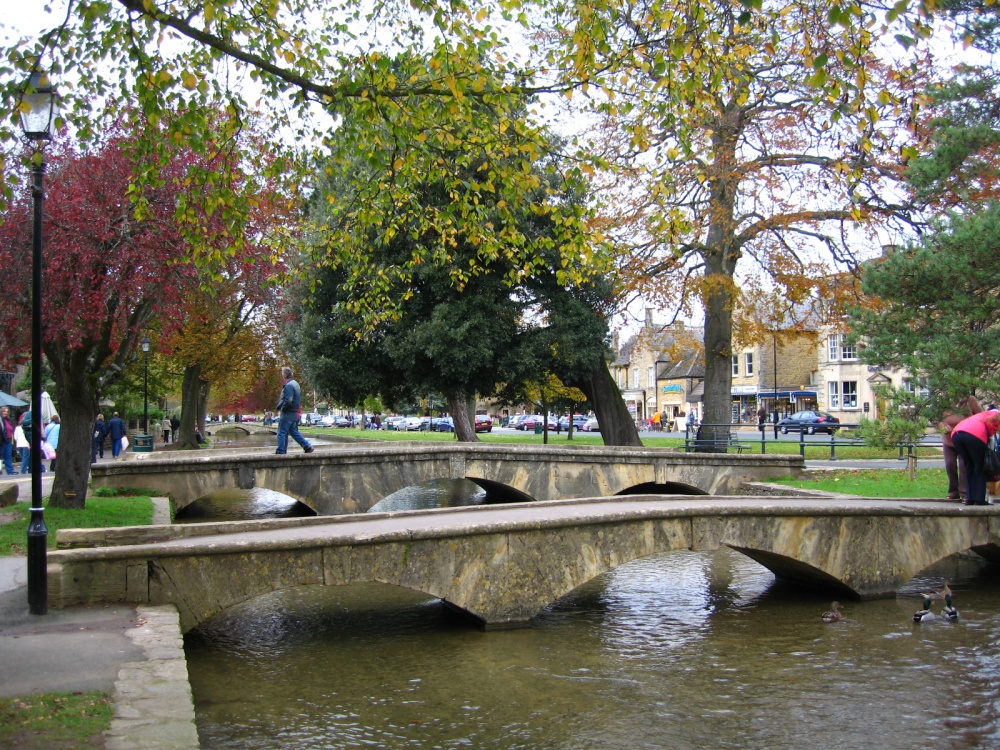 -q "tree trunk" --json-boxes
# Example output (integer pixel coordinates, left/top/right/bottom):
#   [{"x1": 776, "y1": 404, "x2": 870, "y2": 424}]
[
  {"x1": 48, "y1": 348, "x2": 98, "y2": 509},
  {"x1": 176, "y1": 363, "x2": 207, "y2": 449},
  {"x1": 449, "y1": 392, "x2": 479, "y2": 443},
  {"x1": 698, "y1": 113, "x2": 741, "y2": 453},
  {"x1": 569, "y1": 358, "x2": 642, "y2": 447}
]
